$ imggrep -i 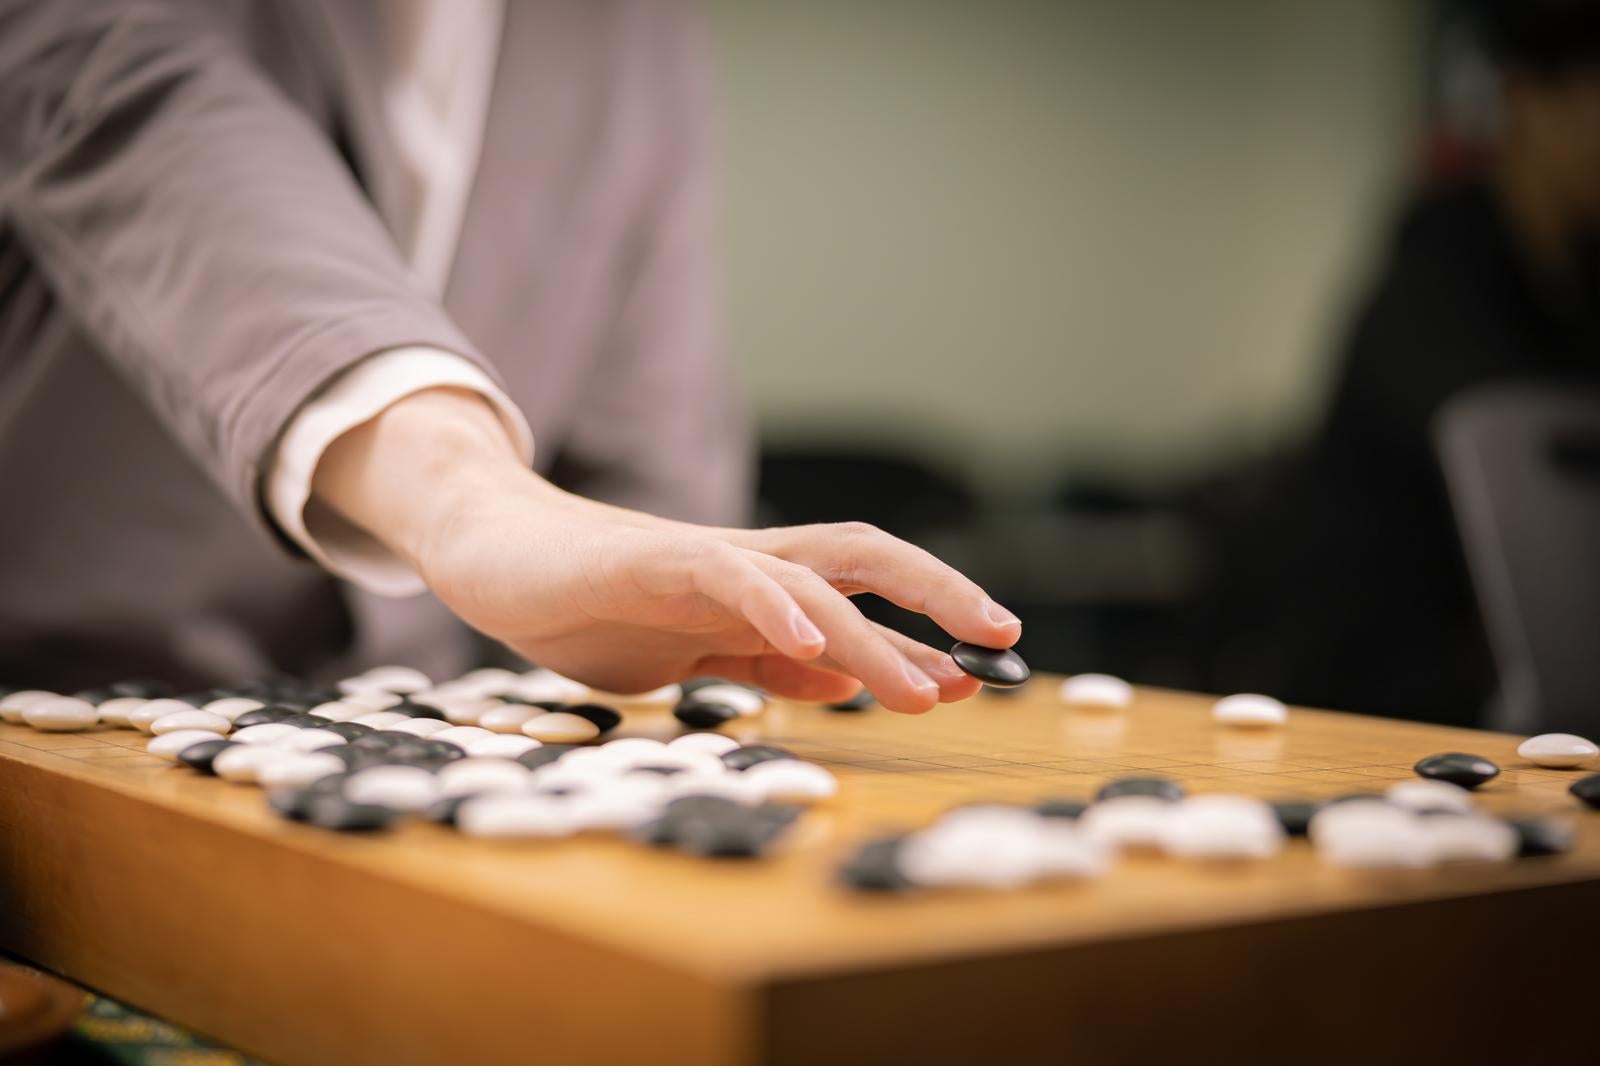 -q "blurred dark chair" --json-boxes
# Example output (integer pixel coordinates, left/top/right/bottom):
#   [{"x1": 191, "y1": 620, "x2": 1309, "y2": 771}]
[{"x1": 1436, "y1": 384, "x2": 1600, "y2": 734}]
